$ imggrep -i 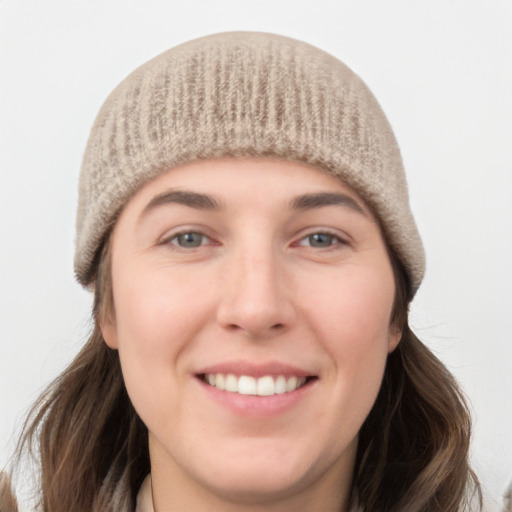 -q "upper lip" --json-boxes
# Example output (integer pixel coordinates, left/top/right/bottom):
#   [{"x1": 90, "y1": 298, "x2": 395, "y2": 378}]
[{"x1": 196, "y1": 360, "x2": 315, "y2": 378}]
